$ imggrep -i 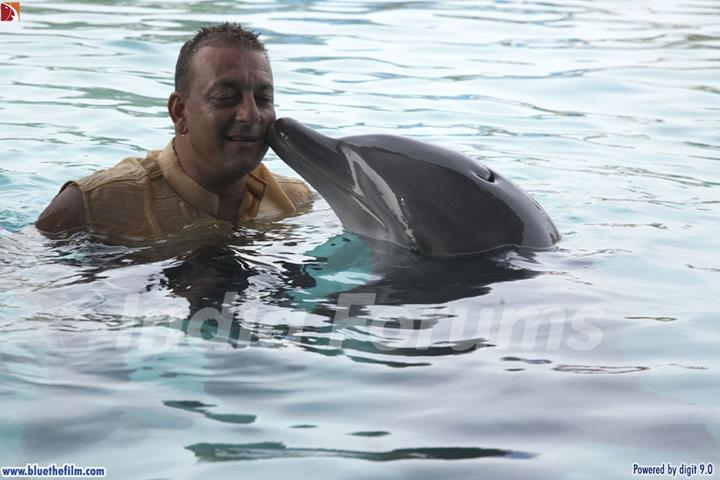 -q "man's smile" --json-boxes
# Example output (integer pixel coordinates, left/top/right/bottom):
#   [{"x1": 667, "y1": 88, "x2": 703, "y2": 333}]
[{"x1": 225, "y1": 133, "x2": 261, "y2": 143}]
